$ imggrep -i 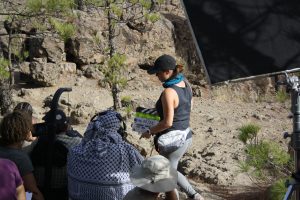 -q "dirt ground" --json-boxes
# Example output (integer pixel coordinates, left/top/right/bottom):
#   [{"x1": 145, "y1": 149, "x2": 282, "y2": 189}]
[{"x1": 13, "y1": 72, "x2": 292, "y2": 200}]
